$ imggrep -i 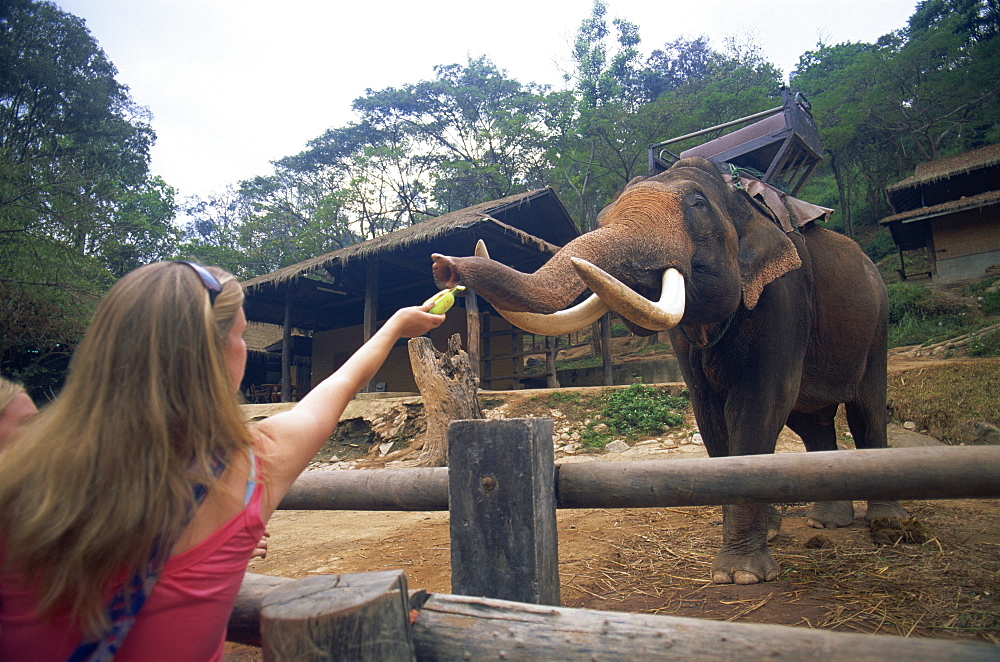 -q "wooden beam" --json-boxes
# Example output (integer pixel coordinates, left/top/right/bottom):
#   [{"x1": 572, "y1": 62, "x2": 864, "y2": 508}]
[
  {"x1": 557, "y1": 445, "x2": 1000, "y2": 508},
  {"x1": 228, "y1": 573, "x2": 294, "y2": 646},
  {"x1": 545, "y1": 335, "x2": 559, "y2": 388},
  {"x1": 363, "y1": 260, "x2": 378, "y2": 392},
  {"x1": 280, "y1": 468, "x2": 450, "y2": 511},
  {"x1": 464, "y1": 289, "x2": 480, "y2": 378},
  {"x1": 412, "y1": 593, "x2": 996, "y2": 661},
  {"x1": 275, "y1": 446, "x2": 1000, "y2": 512},
  {"x1": 448, "y1": 418, "x2": 560, "y2": 606},
  {"x1": 281, "y1": 293, "x2": 292, "y2": 402},
  {"x1": 600, "y1": 313, "x2": 613, "y2": 386}
]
